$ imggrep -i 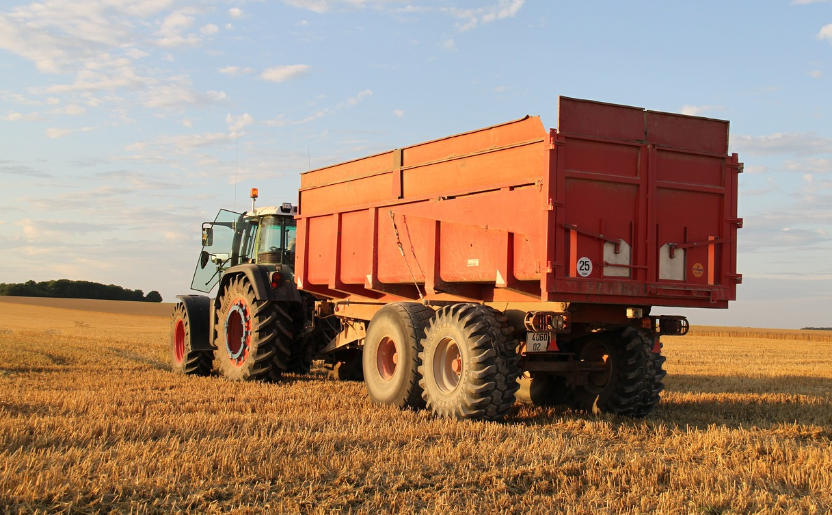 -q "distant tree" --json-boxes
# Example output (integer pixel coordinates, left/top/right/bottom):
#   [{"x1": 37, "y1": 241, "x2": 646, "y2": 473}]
[{"x1": 0, "y1": 280, "x2": 163, "y2": 302}]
